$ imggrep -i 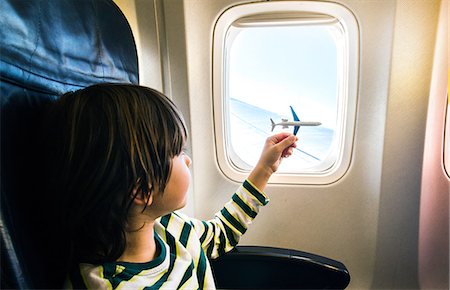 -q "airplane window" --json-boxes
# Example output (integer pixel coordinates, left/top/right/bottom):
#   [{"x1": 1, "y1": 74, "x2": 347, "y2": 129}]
[
  {"x1": 228, "y1": 24, "x2": 337, "y2": 173},
  {"x1": 213, "y1": 2, "x2": 359, "y2": 184}
]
